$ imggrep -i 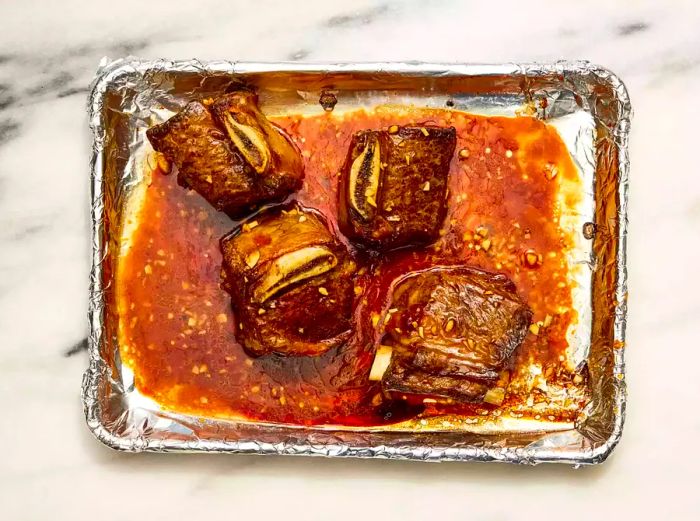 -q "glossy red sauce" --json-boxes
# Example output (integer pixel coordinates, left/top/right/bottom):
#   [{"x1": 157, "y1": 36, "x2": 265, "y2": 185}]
[{"x1": 117, "y1": 107, "x2": 587, "y2": 426}]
